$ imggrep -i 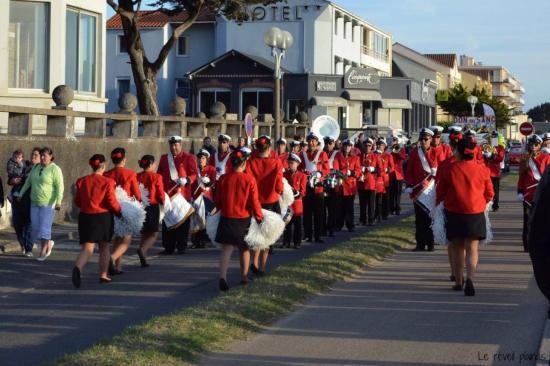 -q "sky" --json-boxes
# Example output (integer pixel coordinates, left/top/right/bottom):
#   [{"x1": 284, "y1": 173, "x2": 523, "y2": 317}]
[{"x1": 107, "y1": 0, "x2": 549, "y2": 110}]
